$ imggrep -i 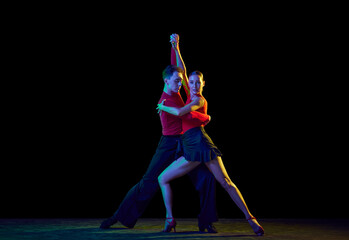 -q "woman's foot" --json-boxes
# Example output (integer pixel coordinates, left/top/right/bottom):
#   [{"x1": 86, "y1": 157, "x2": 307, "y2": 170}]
[
  {"x1": 247, "y1": 216, "x2": 264, "y2": 236},
  {"x1": 163, "y1": 217, "x2": 177, "y2": 232}
]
